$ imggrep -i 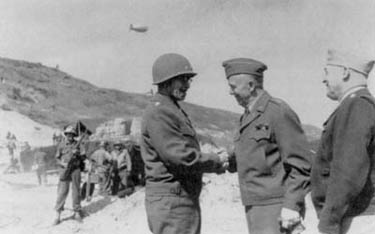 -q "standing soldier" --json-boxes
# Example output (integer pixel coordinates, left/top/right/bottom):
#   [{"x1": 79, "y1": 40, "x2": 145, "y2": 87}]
[
  {"x1": 112, "y1": 140, "x2": 133, "y2": 196},
  {"x1": 141, "y1": 53, "x2": 228, "y2": 234},
  {"x1": 222, "y1": 58, "x2": 311, "y2": 234},
  {"x1": 53, "y1": 125, "x2": 86, "y2": 225},
  {"x1": 34, "y1": 150, "x2": 48, "y2": 185},
  {"x1": 311, "y1": 50, "x2": 375, "y2": 234},
  {"x1": 90, "y1": 141, "x2": 111, "y2": 195}
]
